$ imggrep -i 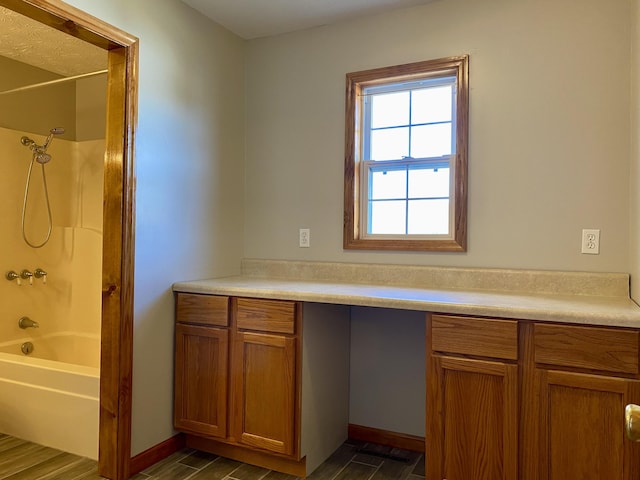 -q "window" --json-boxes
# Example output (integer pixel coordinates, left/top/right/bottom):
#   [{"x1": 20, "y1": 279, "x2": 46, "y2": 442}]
[{"x1": 344, "y1": 56, "x2": 468, "y2": 251}]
